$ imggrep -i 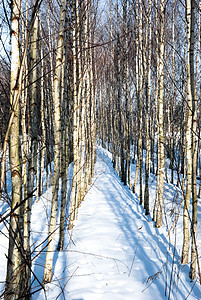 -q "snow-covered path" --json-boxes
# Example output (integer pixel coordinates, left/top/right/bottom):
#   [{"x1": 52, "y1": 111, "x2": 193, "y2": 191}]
[
  {"x1": 65, "y1": 147, "x2": 167, "y2": 300},
  {"x1": 32, "y1": 147, "x2": 201, "y2": 299}
]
